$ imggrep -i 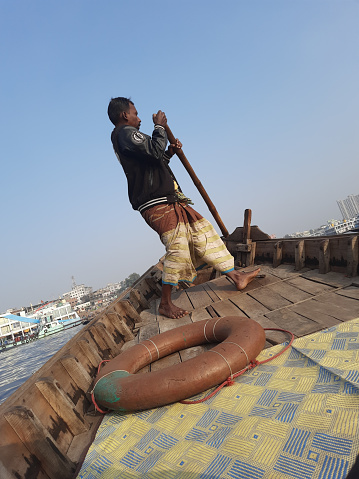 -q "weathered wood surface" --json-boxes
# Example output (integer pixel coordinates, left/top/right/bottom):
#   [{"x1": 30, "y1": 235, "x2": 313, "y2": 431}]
[
  {"x1": 228, "y1": 233, "x2": 359, "y2": 276},
  {"x1": 2, "y1": 255, "x2": 359, "y2": 479}
]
